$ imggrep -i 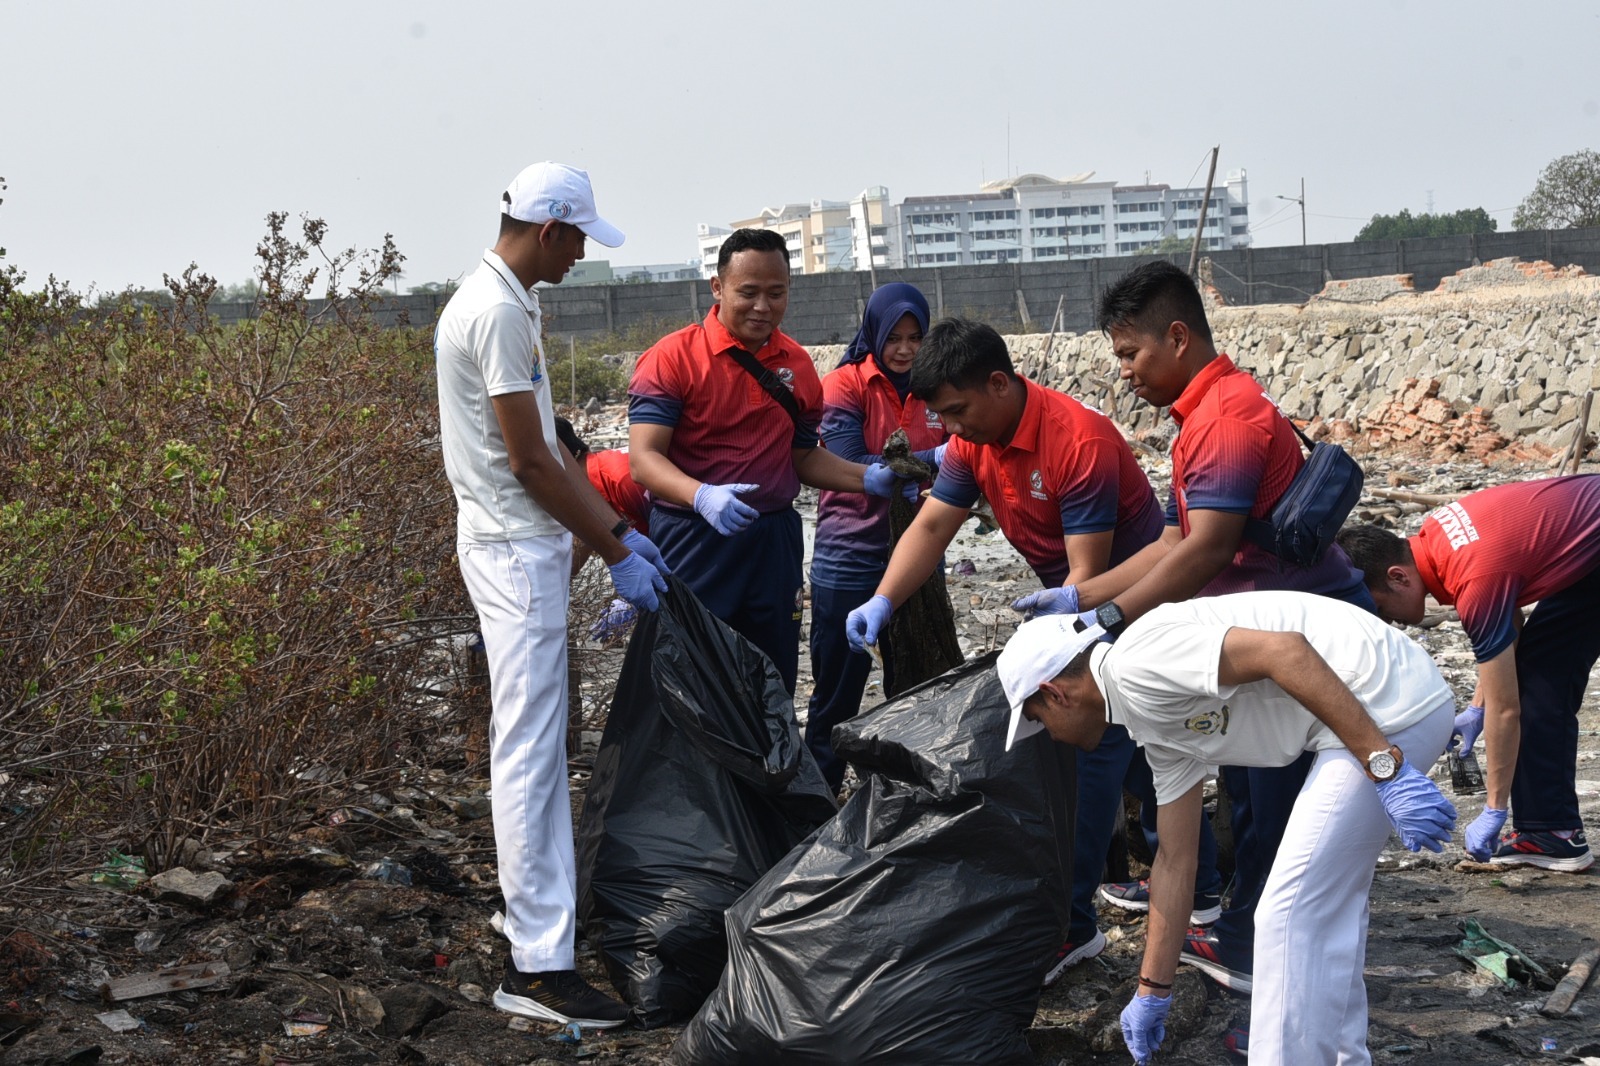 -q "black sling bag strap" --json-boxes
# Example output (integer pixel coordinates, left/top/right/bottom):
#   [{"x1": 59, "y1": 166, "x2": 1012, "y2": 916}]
[{"x1": 725, "y1": 346, "x2": 804, "y2": 429}]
